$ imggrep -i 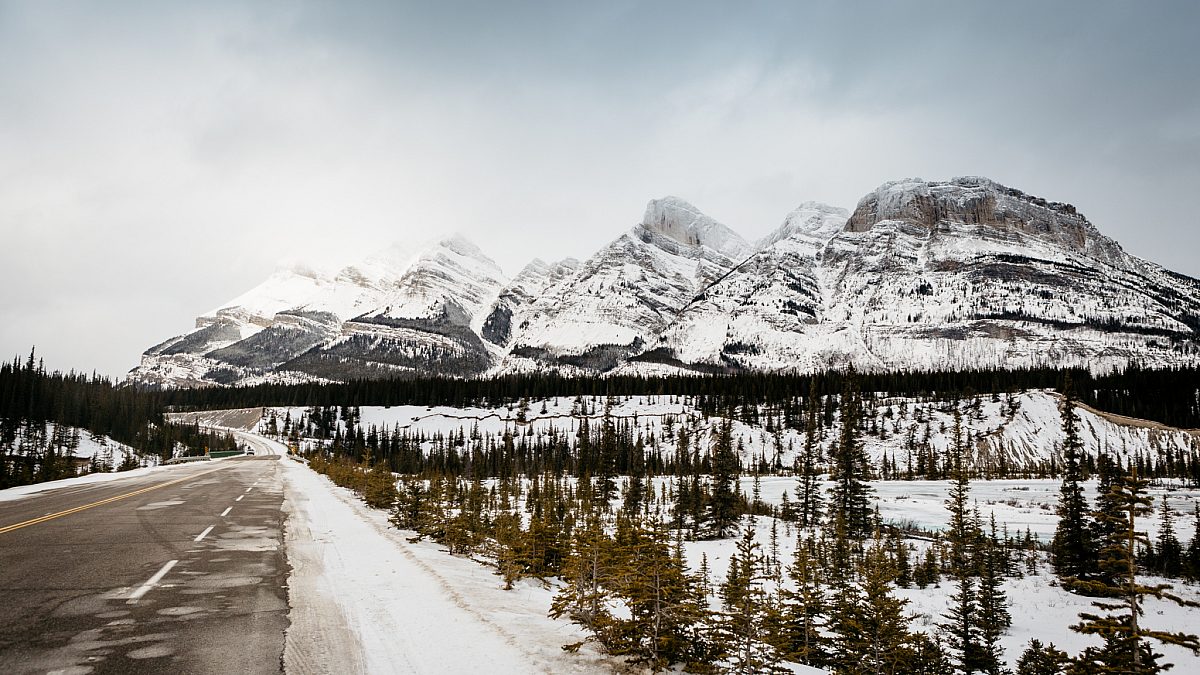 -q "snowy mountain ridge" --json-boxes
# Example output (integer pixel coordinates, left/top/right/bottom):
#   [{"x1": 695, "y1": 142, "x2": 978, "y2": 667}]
[{"x1": 129, "y1": 177, "x2": 1200, "y2": 387}]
